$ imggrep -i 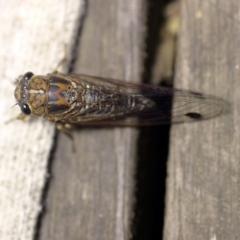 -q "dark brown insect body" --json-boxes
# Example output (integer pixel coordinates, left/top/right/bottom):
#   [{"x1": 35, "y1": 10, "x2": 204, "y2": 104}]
[{"x1": 14, "y1": 72, "x2": 228, "y2": 126}]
